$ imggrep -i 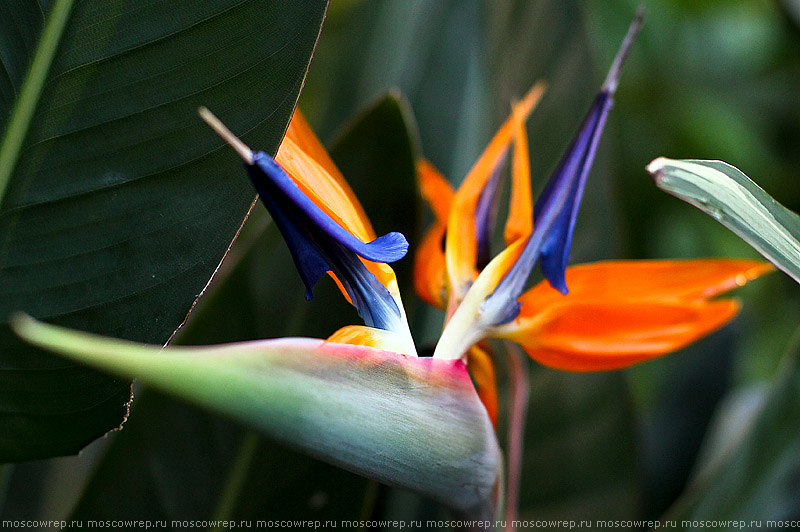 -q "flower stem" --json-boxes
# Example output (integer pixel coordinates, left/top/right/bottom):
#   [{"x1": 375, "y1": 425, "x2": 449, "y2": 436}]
[{"x1": 504, "y1": 342, "x2": 529, "y2": 532}]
